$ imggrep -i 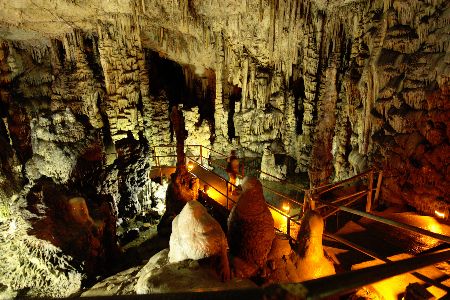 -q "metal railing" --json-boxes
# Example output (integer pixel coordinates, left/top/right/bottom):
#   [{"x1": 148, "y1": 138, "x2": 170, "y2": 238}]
[
  {"x1": 149, "y1": 144, "x2": 450, "y2": 297},
  {"x1": 151, "y1": 144, "x2": 302, "y2": 238}
]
